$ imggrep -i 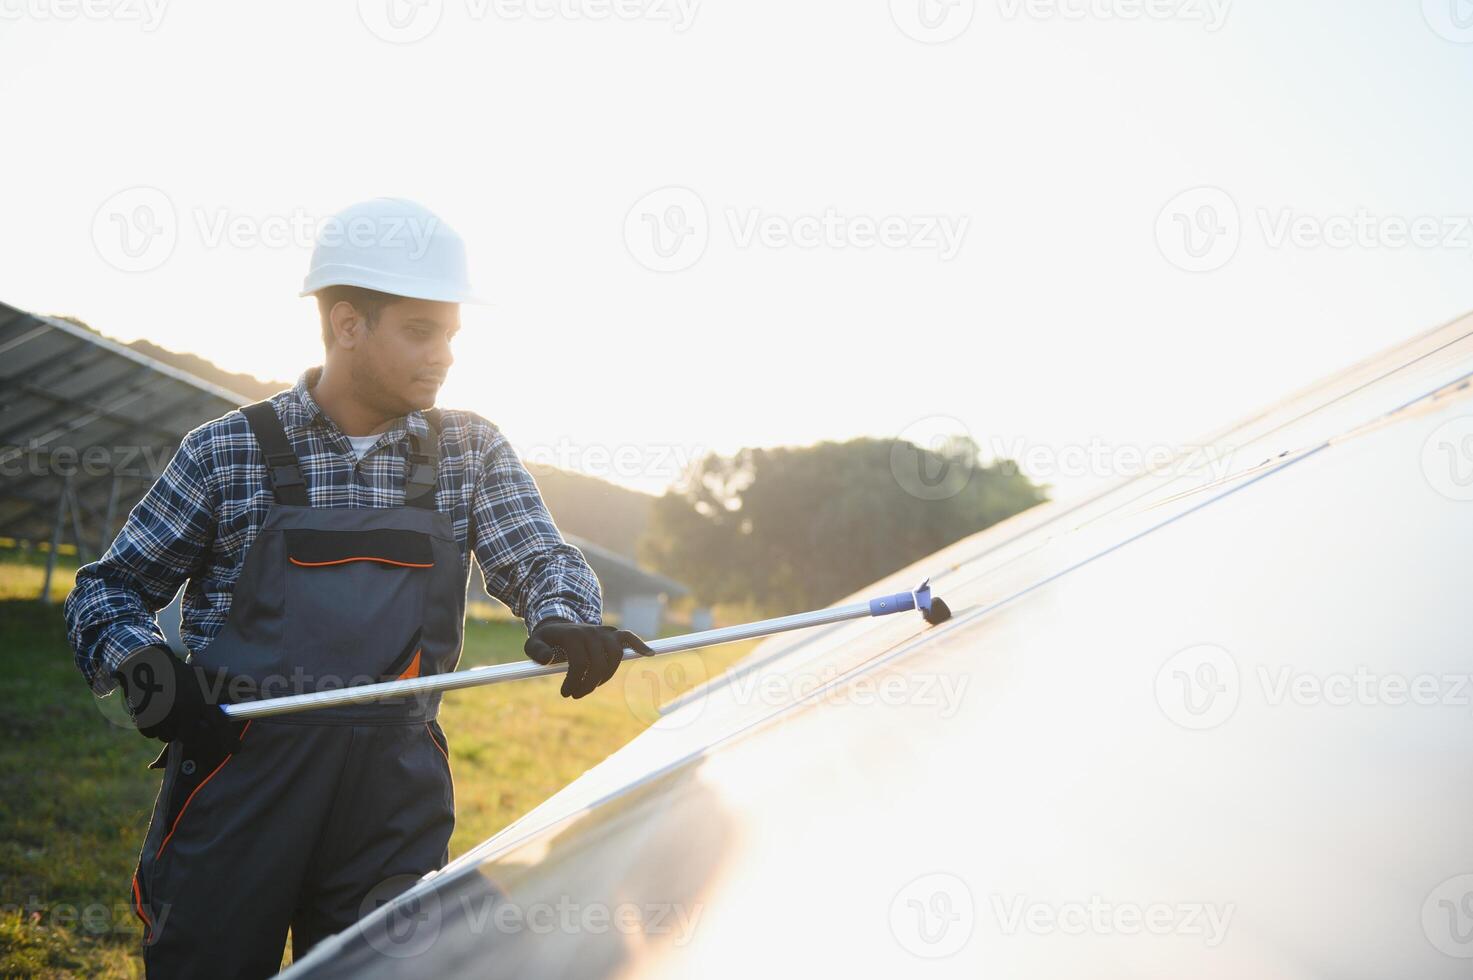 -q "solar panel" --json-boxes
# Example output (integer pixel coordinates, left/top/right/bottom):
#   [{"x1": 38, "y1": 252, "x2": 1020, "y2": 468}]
[
  {"x1": 283, "y1": 312, "x2": 1473, "y2": 978},
  {"x1": 0, "y1": 301, "x2": 250, "y2": 554}
]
